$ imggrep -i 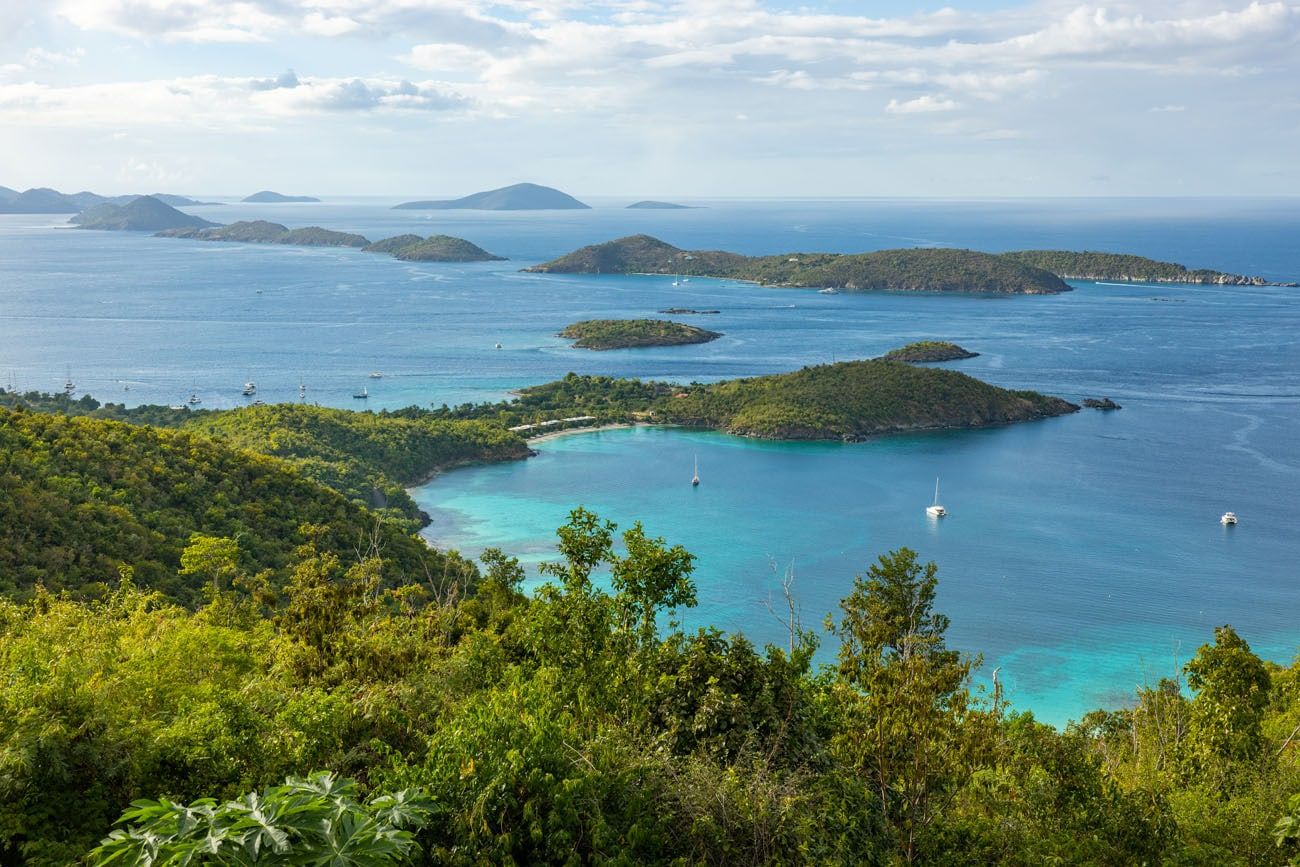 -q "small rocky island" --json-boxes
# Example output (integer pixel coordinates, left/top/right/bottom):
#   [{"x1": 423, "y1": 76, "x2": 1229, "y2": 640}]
[
  {"x1": 1083, "y1": 397, "x2": 1122, "y2": 410},
  {"x1": 395, "y1": 182, "x2": 589, "y2": 211},
  {"x1": 659, "y1": 307, "x2": 720, "y2": 315},
  {"x1": 242, "y1": 191, "x2": 320, "y2": 203},
  {"x1": 559, "y1": 319, "x2": 723, "y2": 350},
  {"x1": 880, "y1": 341, "x2": 979, "y2": 363},
  {"x1": 528, "y1": 235, "x2": 1072, "y2": 295},
  {"x1": 159, "y1": 220, "x2": 368, "y2": 247},
  {"x1": 362, "y1": 234, "x2": 504, "y2": 262},
  {"x1": 71, "y1": 196, "x2": 219, "y2": 232},
  {"x1": 627, "y1": 200, "x2": 694, "y2": 209}
]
